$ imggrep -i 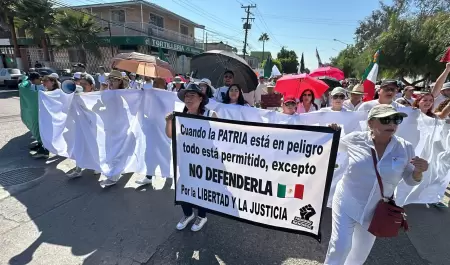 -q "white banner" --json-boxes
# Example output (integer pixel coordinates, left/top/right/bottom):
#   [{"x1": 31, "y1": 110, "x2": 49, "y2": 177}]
[
  {"x1": 37, "y1": 89, "x2": 450, "y2": 207},
  {"x1": 174, "y1": 113, "x2": 340, "y2": 240}
]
